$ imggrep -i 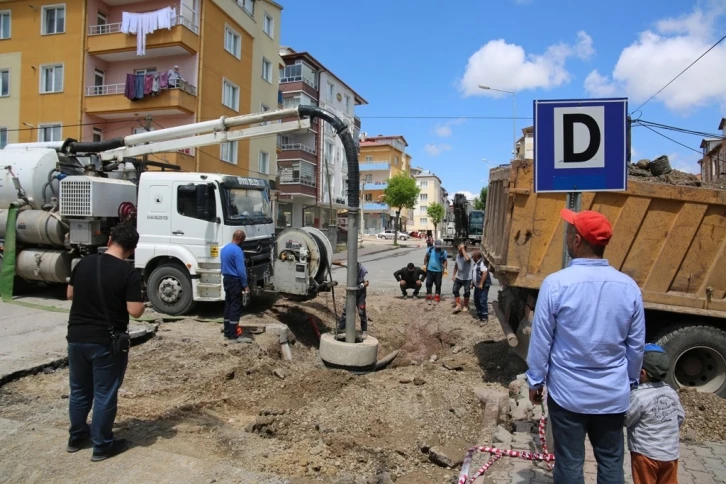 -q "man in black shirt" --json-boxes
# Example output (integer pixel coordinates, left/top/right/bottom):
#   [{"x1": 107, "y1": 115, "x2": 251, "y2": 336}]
[
  {"x1": 66, "y1": 223, "x2": 145, "y2": 462},
  {"x1": 393, "y1": 263, "x2": 425, "y2": 299}
]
